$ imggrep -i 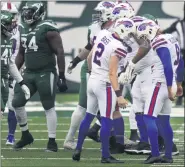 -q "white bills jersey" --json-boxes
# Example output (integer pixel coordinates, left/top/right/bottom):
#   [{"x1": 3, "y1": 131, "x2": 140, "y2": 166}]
[
  {"x1": 89, "y1": 22, "x2": 102, "y2": 45},
  {"x1": 90, "y1": 30, "x2": 127, "y2": 83},
  {"x1": 151, "y1": 34, "x2": 180, "y2": 84}
]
